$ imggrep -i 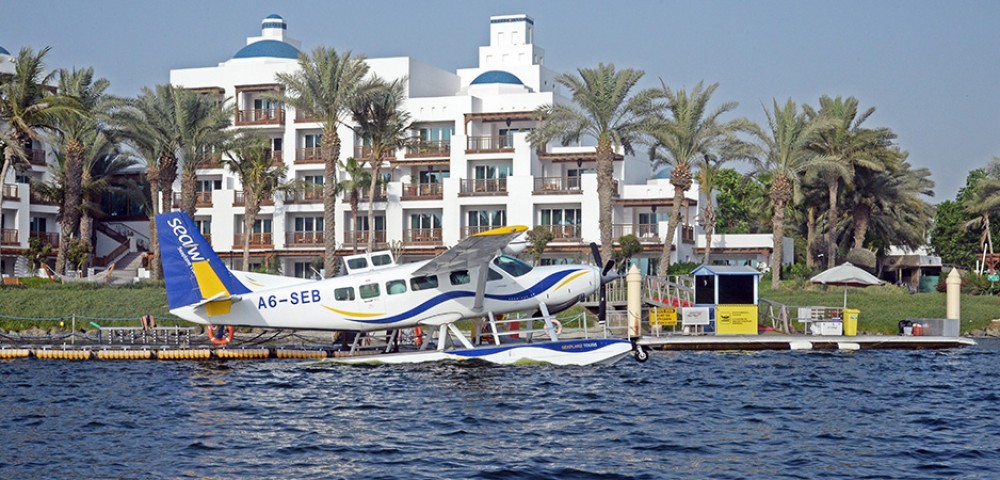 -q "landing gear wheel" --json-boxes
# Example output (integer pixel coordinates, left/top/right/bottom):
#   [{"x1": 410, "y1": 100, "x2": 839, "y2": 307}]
[{"x1": 633, "y1": 347, "x2": 649, "y2": 363}]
